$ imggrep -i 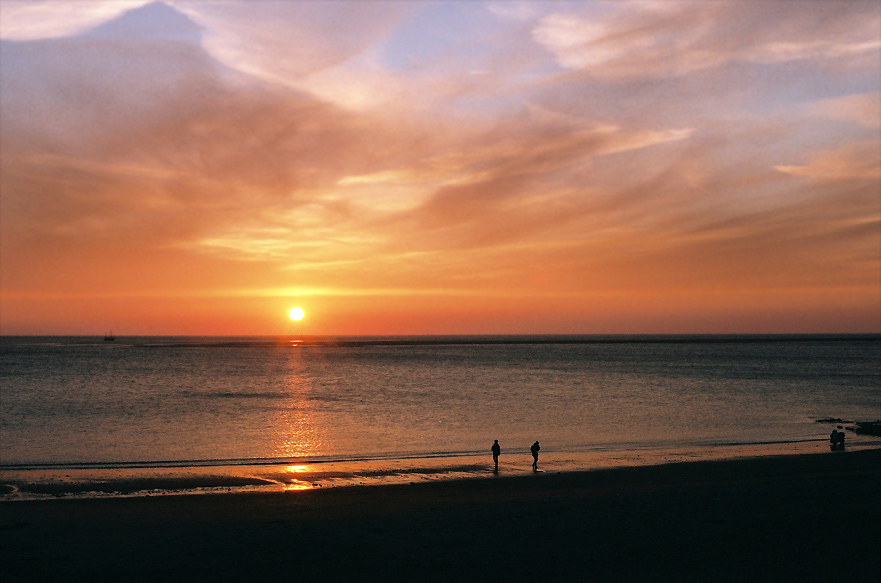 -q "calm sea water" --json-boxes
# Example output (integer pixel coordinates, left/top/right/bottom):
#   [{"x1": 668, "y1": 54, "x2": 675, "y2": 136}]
[{"x1": 2, "y1": 336, "x2": 879, "y2": 471}]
